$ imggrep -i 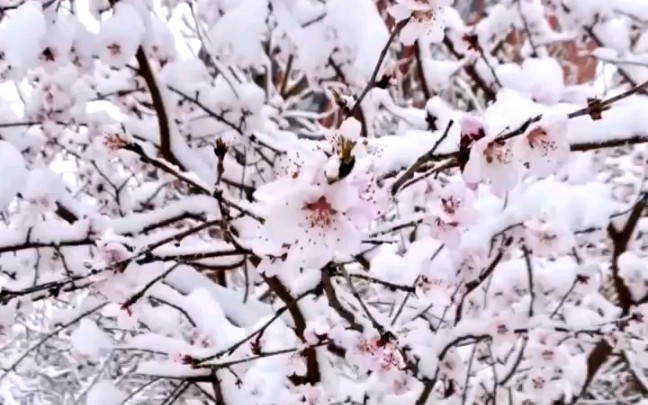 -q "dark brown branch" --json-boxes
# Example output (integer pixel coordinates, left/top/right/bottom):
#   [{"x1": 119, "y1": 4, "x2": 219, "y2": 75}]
[
  {"x1": 455, "y1": 250, "x2": 504, "y2": 325},
  {"x1": 322, "y1": 267, "x2": 364, "y2": 332},
  {"x1": 391, "y1": 120, "x2": 454, "y2": 195},
  {"x1": 197, "y1": 284, "x2": 321, "y2": 364},
  {"x1": 608, "y1": 193, "x2": 646, "y2": 313},
  {"x1": 0, "y1": 238, "x2": 93, "y2": 255},
  {"x1": 414, "y1": 40, "x2": 431, "y2": 101},
  {"x1": 54, "y1": 203, "x2": 79, "y2": 224},
  {"x1": 262, "y1": 275, "x2": 321, "y2": 384},
  {"x1": 136, "y1": 48, "x2": 176, "y2": 164},
  {"x1": 166, "y1": 86, "x2": 242, "y2": 134},
  {"x1": 121, "y1": 263, "x2": 181, "y2": 310},
  {"x1": 349, "y1": 18, "x2": 410, "y2": 114},
  {"x1": 555, "y1": 194, "x2": 647, "y2": 404},
  {"x1": 442, "y1": 36, "x2": 497, "y2": 102}
]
